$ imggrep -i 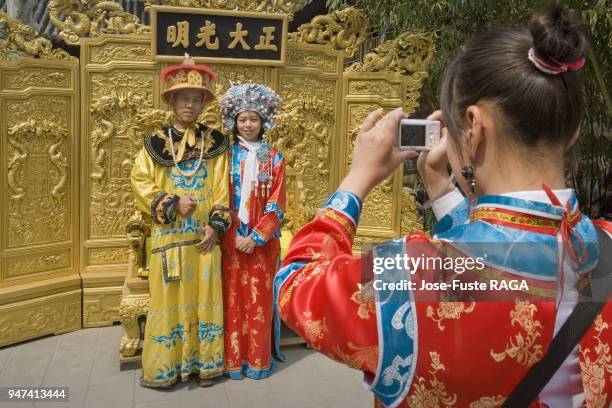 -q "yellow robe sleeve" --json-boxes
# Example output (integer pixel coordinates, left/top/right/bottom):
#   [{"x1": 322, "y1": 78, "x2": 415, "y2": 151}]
[
  {"x1": 211, "y1": 150, "x2": 230, "y2": 208},
  {"x1": 208, "y1": 150, "x2": 232, "y2": 233},
  {"x1": 131, "y1": 148, "x2": 162, "y2": 215},
  {"x1": 130, "y1": 148, "x2": 180, "y2": 226}
]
